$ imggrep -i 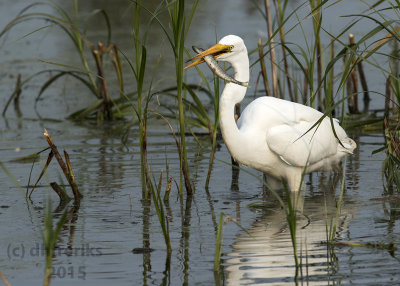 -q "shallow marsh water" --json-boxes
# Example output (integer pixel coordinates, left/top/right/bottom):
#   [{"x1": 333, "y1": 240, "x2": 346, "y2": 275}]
[
  {"x1": 1, "y1": 0, "x2": 400, "y2": 285},
  {"x1": 1, "y1": 117, "x2": 399, "y2": 285}
]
